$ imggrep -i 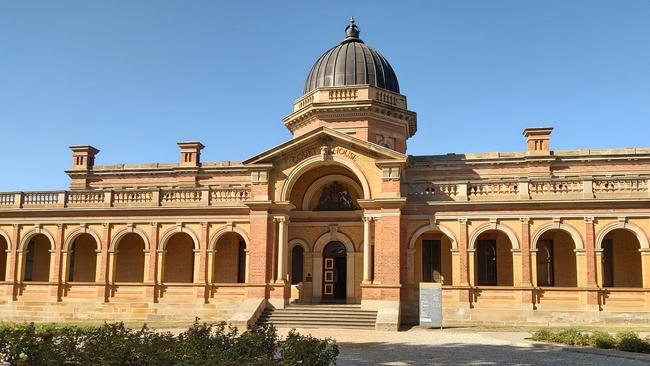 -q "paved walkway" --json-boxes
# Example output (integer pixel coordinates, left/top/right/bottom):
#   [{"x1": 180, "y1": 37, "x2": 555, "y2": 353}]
[{"x1": 276, "y1": 328, "x2": 650, "y2": 365}]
